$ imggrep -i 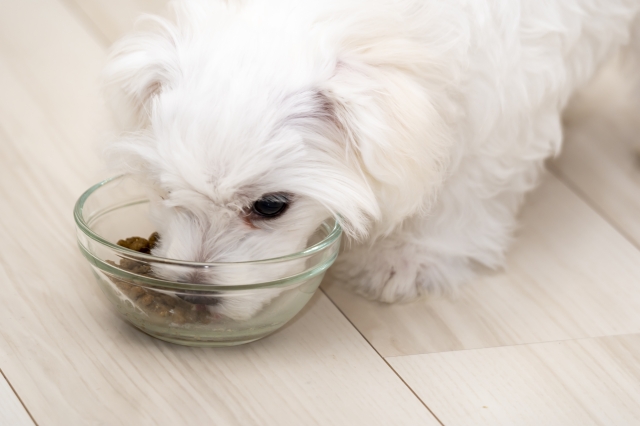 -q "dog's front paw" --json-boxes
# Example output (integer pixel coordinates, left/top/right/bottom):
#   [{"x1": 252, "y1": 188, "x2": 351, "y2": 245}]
[
  {"x1": 329, "y1": 241, "x2": 473, "y2": 303},
  {"x1": 330, "y1": 244, "x2": 426, "y2": 303}
]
